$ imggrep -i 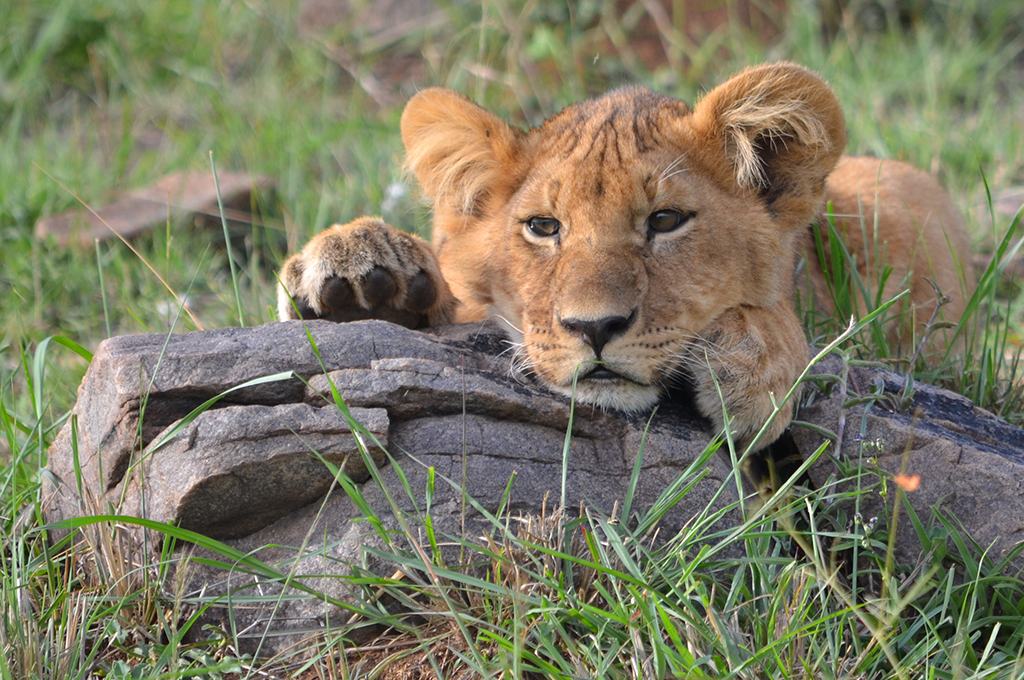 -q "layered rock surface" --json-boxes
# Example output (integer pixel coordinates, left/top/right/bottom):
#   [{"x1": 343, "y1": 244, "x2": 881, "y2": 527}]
[{"x1": 43, "y1": 320, "x2": 1024, "y2": 654}]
